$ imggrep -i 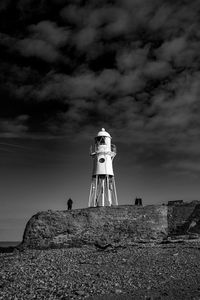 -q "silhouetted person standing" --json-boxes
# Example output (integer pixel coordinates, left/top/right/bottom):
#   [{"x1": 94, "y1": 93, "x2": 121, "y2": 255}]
[
  {"x1": 135, "y1": 197, "x2": 143, "y2": 206},
  {"x1": 67, "y1": 198, "x2": 73, "y2": 210}
]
